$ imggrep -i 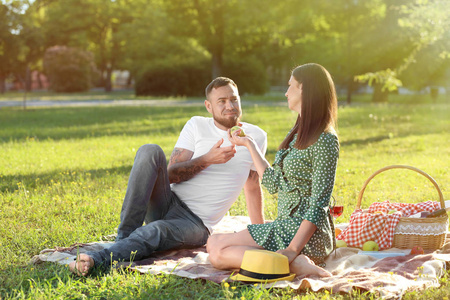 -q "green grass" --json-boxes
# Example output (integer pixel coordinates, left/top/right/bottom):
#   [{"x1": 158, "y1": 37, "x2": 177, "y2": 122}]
[{"x1": 0, "y1": 93, "x2": 449, "y2": 299}]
